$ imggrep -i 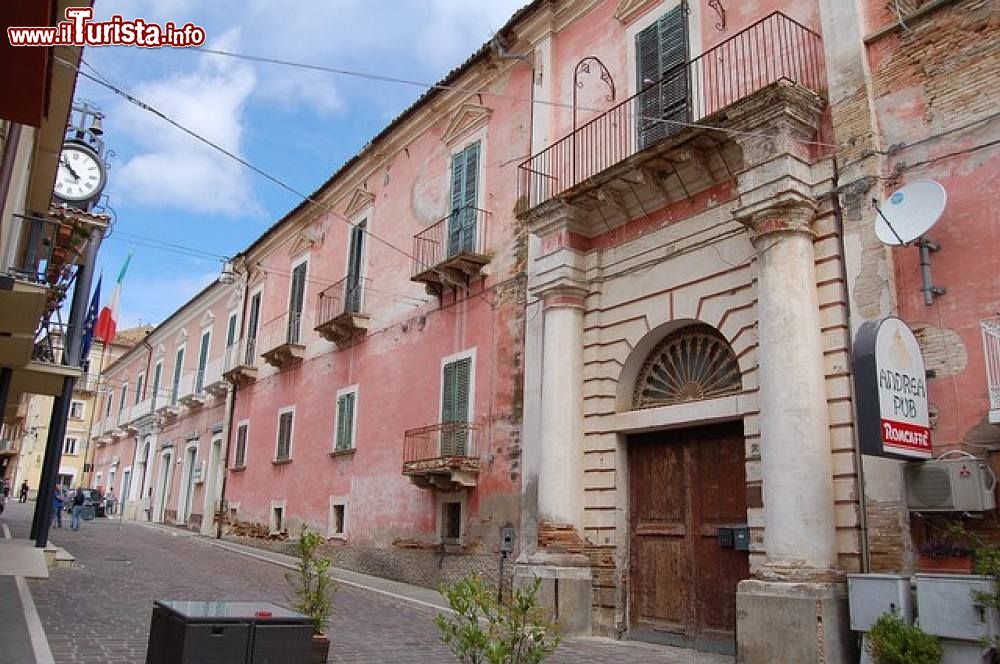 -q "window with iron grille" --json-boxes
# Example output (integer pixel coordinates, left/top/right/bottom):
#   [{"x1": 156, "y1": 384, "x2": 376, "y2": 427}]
[
  {"x1": 334, "y1": 390, "x2": 356, "y2": 451},
  {"x1": 276, "y1": 410, "x2": 293, "y2": 461},
  {"x1": 234, "y1": 423, "x2": 248, "y2": 468}
]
